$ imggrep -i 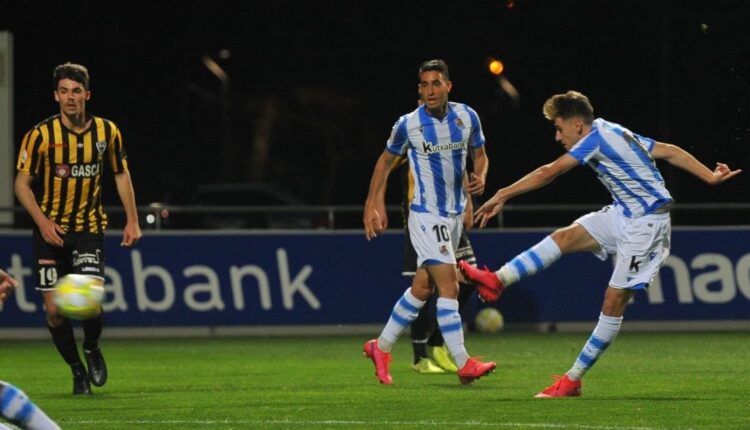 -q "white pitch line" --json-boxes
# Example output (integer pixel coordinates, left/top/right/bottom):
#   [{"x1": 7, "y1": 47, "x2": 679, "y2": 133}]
[{"x1": 67, "y1": 418, "x2": 667, "y2": 430}]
